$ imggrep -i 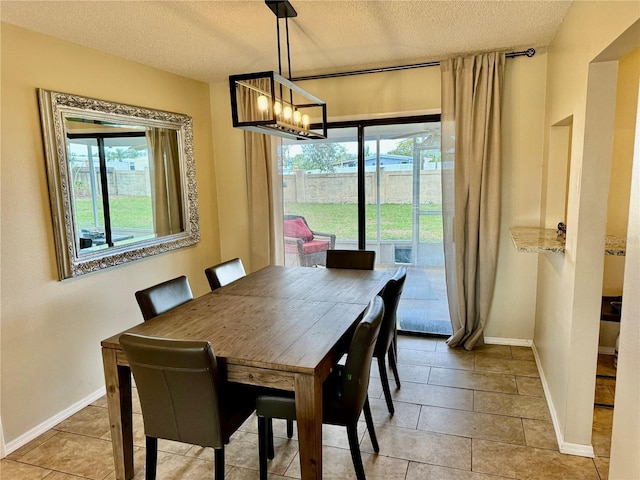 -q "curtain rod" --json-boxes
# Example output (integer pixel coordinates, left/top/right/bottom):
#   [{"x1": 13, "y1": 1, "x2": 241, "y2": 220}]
[{"x1": 291, "y1": 48, "x2": 536, "y2": 82}]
